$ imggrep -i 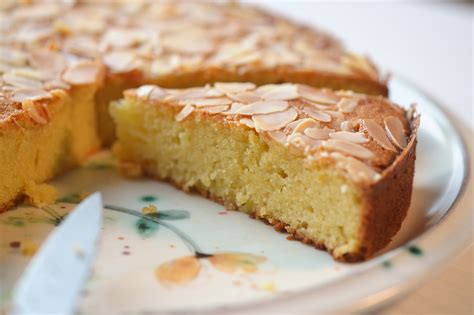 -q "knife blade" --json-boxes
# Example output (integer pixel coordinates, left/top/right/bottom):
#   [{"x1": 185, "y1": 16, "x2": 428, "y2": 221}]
[{"x1": 11, "y1": 192, "x2": 103, "y2": 315}]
